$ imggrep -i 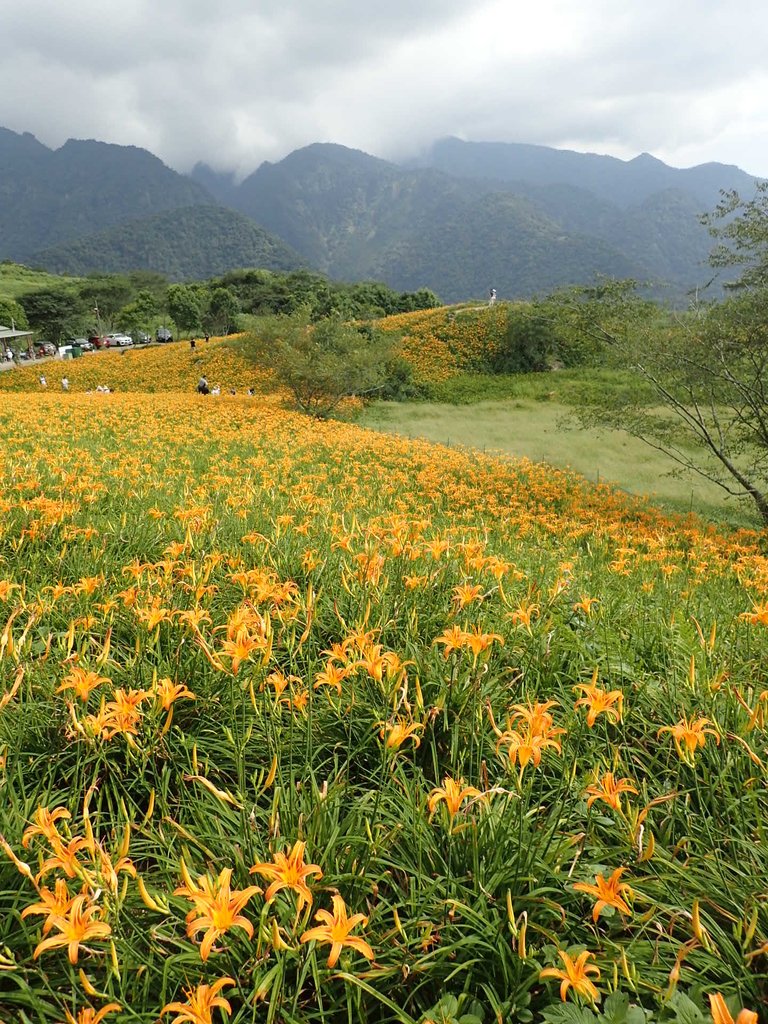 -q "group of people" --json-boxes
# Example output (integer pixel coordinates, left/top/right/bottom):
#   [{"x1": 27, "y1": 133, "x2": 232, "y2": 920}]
[
  {"x1": 197, "y1": 375, "x2": 254, "y2": 397},
  {"x1": 39, "y1": 375, "x2": 112, "y2": 393}
]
